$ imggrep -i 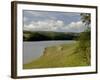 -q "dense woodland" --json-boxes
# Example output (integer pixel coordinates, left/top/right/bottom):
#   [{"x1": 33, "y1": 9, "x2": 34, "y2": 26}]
[{"x1": 23, "y1": 31, "x2": 79, "y2": 41}]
